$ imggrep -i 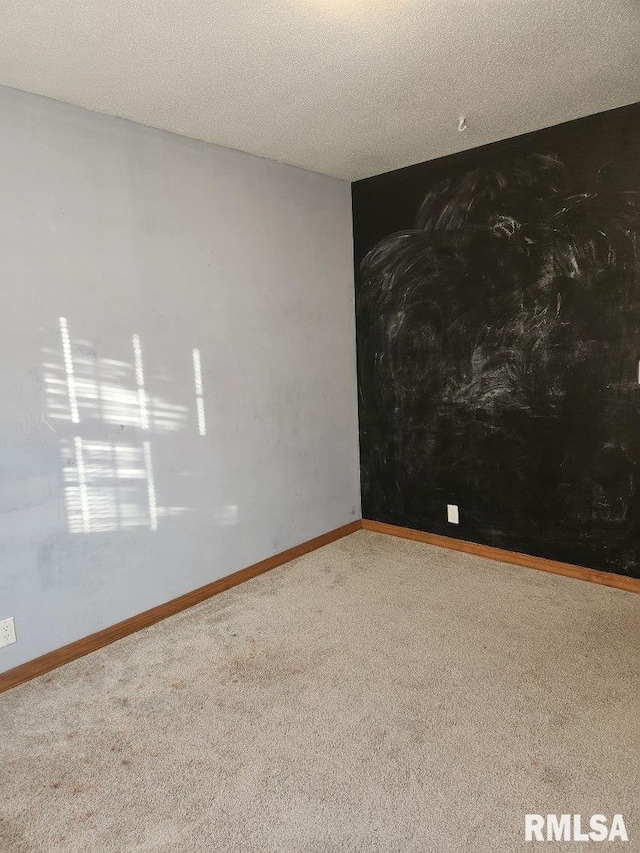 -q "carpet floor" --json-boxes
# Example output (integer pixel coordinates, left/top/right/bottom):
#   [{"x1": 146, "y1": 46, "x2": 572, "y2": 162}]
[{"x1": 1, "y1": 530, "x2": 638, "y2": 852}]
